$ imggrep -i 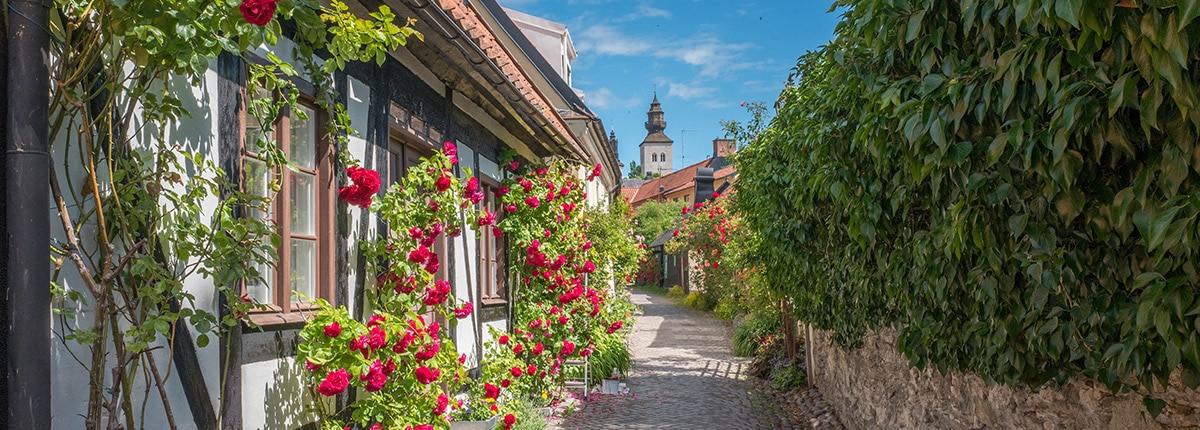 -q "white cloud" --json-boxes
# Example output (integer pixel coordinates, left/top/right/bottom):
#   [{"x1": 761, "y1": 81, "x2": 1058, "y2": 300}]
[
  {"x1": 575, "y1": 25, "x2": 654, "y2": 56},
  {"x1": 638, "y1": 5, "x2": 672, "y2": 18},
  {"x1": 667, "y1": 82, "x2": 716, "y2": 100},
  {"x1": 585, "y1": 87, "x2": 642, "y2": 109},
  {"x1": 497, "y1": 0, "x2": 539, "y2": 7}
]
